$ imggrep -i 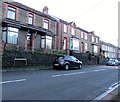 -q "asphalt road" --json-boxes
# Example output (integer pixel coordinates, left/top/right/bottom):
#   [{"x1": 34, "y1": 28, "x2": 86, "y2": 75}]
[{"x1": 2, "y1": 65, "x2": 119, "y2": 100}]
